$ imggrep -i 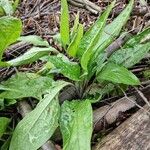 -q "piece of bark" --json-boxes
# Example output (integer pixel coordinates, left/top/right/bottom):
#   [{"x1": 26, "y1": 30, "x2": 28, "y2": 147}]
[
  {"x1": 18, "y1": 100, "x2": 32, "y2": 117},
  {"x1": 114, "y1": 6, "x2": 149, "y2": 17},
  {"x1": 5, "y1": 42, "x2": 31, "y2": 60},
  {"x1": 41, "y1": 141, "x2": 57, "y2": 150},
  {"x1": 106, "y1": 33, "x2": 131, "y2": 57},
  {"x1": 94, "y1": 96, "x2": 136, "y2": 124},
  {"x1": 94, "y1": 105, "x2": 150, "y2": 150},
  {"x1": 93, "y1": 86, "x2": 150, "y2": 132},
  {"x1": 93, "y1": 96, "x2": 137, "y2": 132}
]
